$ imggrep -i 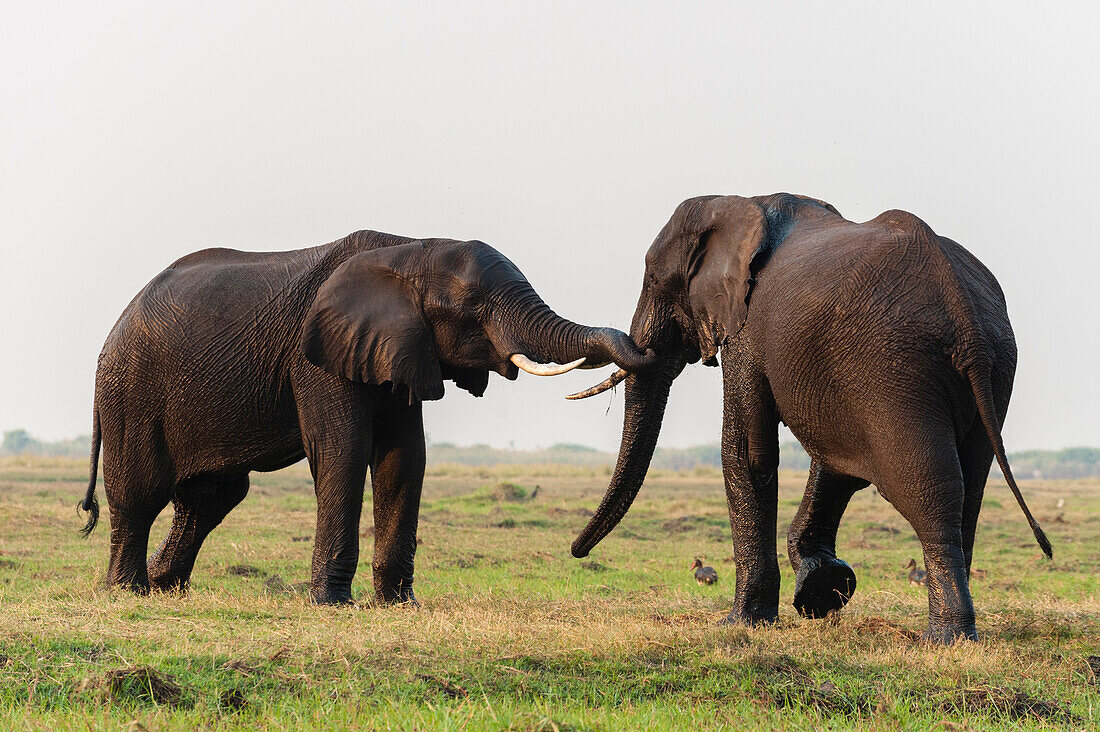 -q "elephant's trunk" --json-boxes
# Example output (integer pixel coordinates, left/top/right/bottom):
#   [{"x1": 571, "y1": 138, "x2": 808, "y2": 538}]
[
  {"x1": 571, "y1": 354, "x2": 680, "y2": 557},
  {"x1": 495, "y1": 282, "x2": 655, "y2": 373}
]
